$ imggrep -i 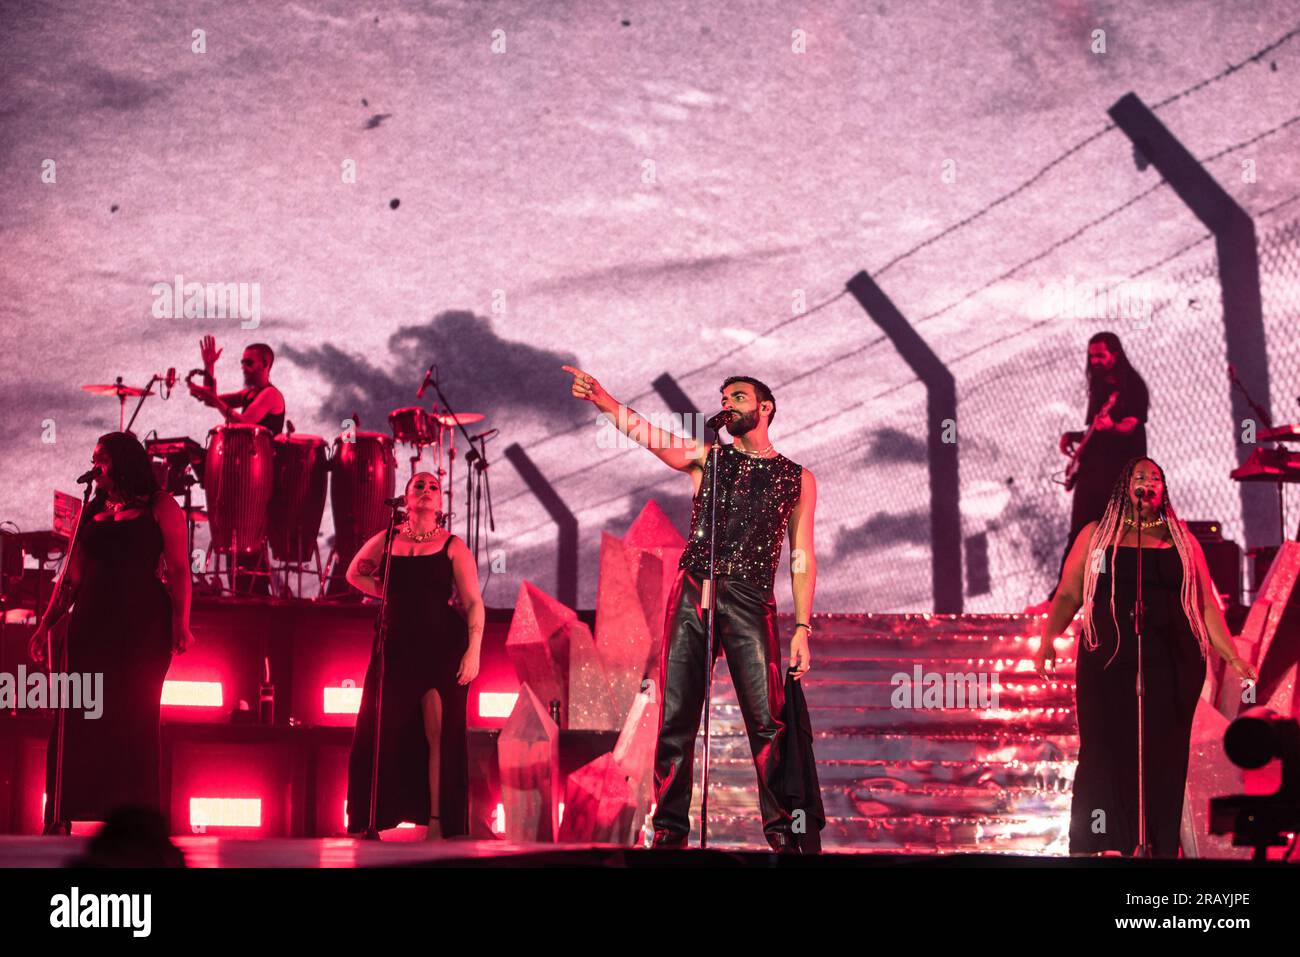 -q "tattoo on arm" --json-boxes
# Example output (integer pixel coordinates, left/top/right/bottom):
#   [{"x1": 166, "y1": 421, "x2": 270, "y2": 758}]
[{"x1": 356, "y1": 559, "x2": 377, "y2": 576}]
